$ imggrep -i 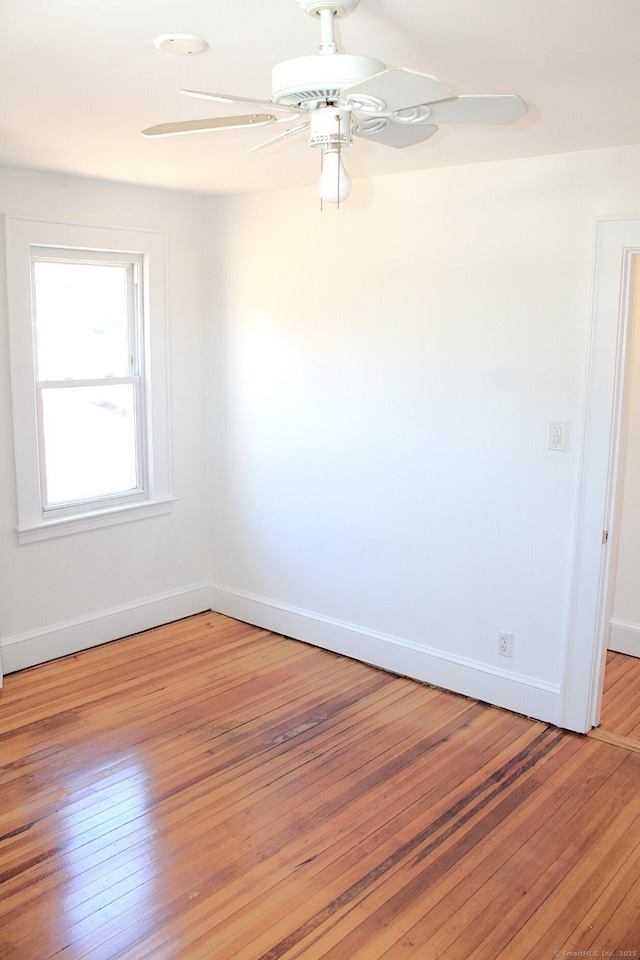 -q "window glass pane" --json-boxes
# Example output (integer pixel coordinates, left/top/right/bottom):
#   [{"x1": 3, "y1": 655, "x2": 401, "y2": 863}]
[
  {"x1": 34, "y1": 261, "x2": 131, "y2": 380},
  {"x1": 41, "y1": 384, "x2": 139, "y2": 505}
]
